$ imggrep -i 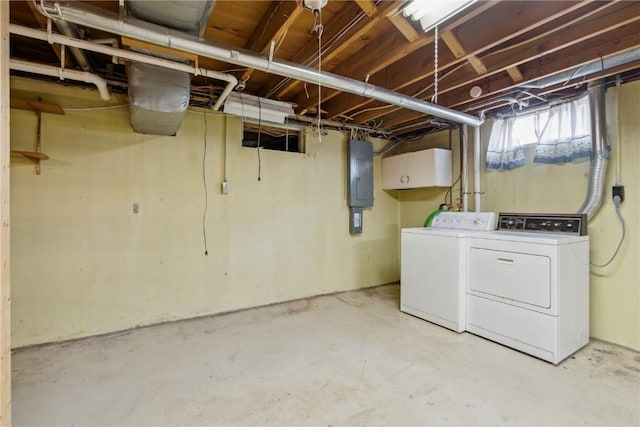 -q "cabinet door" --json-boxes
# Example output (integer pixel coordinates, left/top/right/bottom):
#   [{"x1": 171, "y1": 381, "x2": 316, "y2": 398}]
[
  {"x1": 405, "y1": 149, "x2": 435, "y2": 188},
  {"x1": 382, "y1": 154, "x2": 409, "y2": 190}
]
